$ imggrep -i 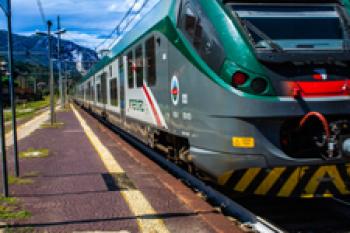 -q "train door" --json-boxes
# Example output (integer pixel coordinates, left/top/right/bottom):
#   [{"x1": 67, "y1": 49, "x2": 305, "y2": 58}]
[
  {"x1": 153, "y1": 33, "x2": 170, "y2": 129},
  {"x1": 119, "y1": 55, "x2": 127, "y2": 124}
]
